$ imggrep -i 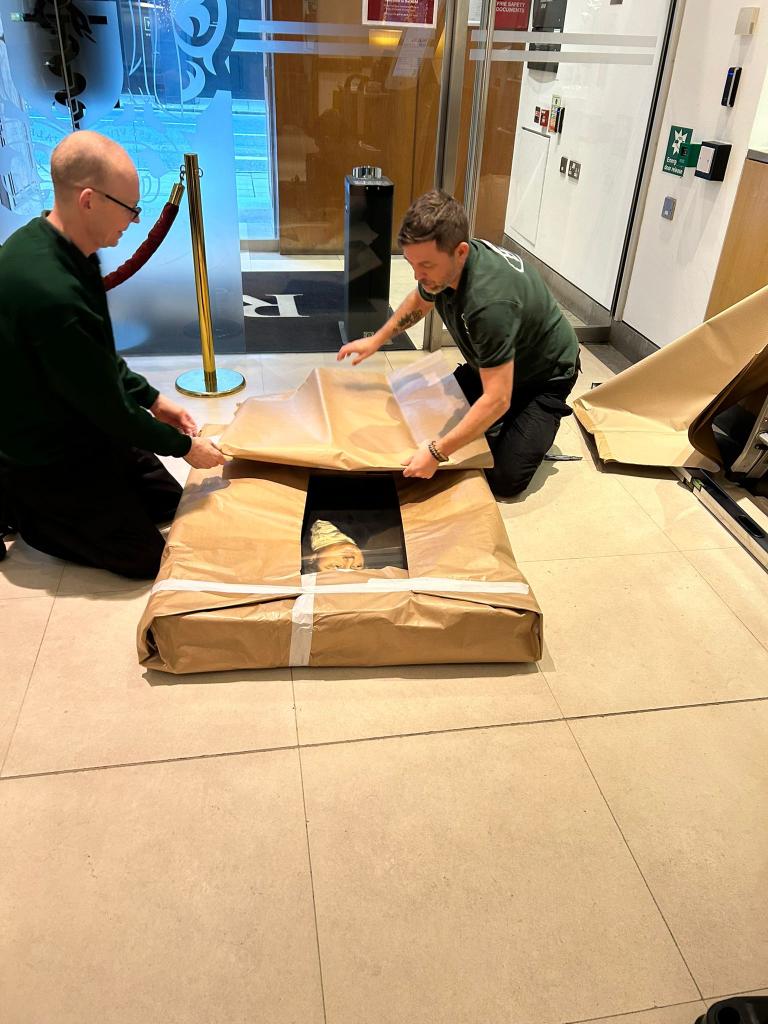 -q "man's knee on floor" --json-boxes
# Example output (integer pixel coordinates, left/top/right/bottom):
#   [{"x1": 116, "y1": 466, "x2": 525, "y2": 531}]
[
  {"x1": 111, "y1": 556, "x2": 163, "y2": 580},
  {"x1": 90, "y1": 527, "x2": 166, "y2": 580},
  {"x1": 102, "y1": 543, "x2": 164, "y2": 580},
  {"x1": 486, "y1": 463, "x2": 538, "y2": 499}
]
